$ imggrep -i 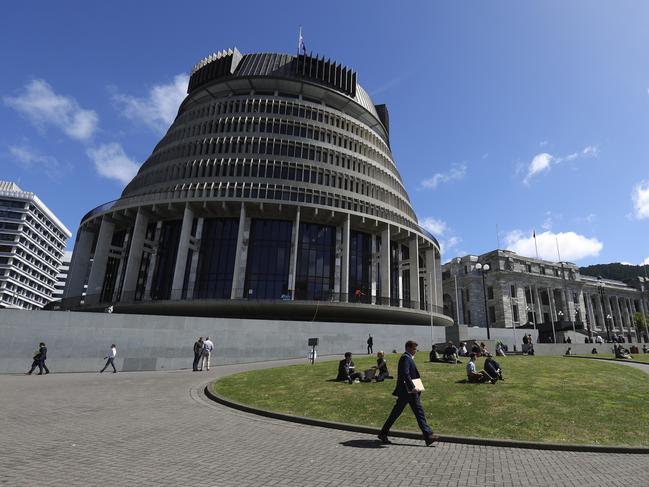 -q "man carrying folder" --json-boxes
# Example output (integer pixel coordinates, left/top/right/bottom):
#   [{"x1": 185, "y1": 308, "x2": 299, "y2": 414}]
[{"x1": 378, "y1": 340, "x2": 439, "y2": 446}]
